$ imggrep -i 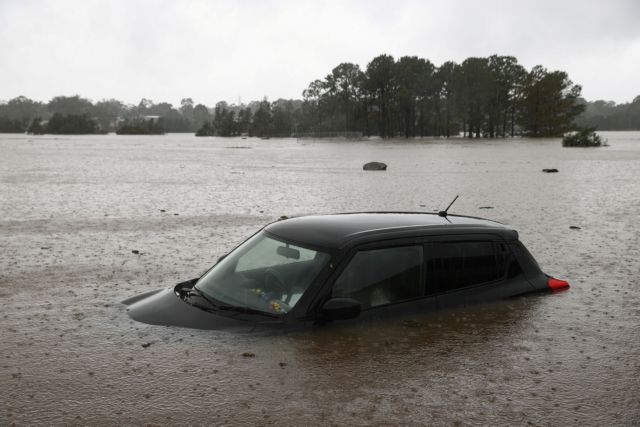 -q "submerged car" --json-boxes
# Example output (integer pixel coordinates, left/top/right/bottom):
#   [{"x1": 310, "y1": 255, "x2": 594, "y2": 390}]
[{"x1": 123, "y1": 212, "x2": 569, "y2": 331}]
